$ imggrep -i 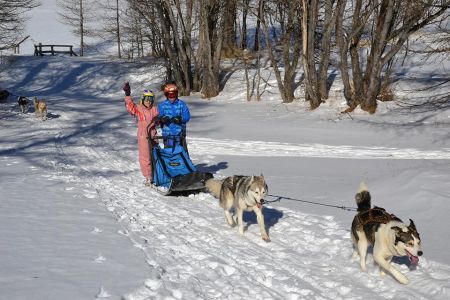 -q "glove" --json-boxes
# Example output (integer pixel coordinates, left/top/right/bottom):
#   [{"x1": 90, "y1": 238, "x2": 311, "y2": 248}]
[
  {"x1": 172, "y1": 116, "x2": 182, "y2": 124},
  {"x1": 122, "y1": 81, "x2": 131, "y2": 96},
  {"x1": 160, "y1": 115, "x2": 170, "y2": 124}
]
